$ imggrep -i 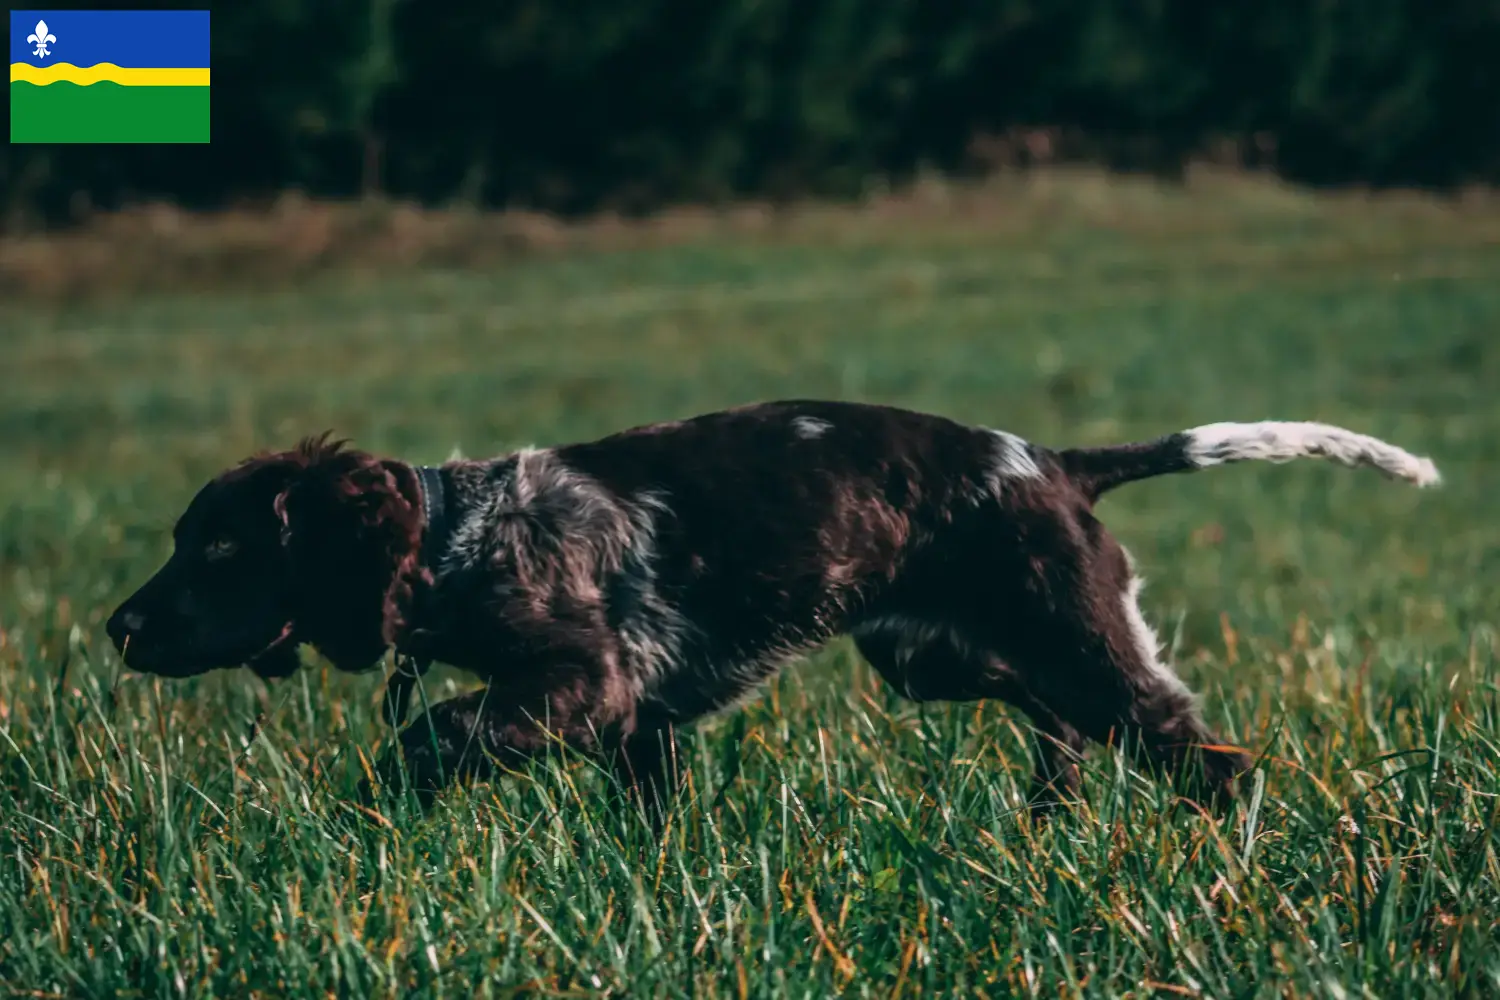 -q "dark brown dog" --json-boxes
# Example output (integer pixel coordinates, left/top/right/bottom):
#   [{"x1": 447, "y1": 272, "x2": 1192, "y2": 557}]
[{"x1": 106, "y1": 401, "x2": 1439, "y2": 813}]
